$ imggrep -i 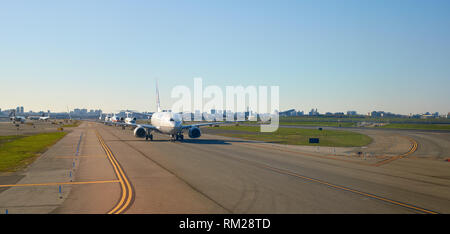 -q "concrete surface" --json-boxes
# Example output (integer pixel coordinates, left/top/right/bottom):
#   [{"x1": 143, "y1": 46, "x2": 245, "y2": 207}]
[{"x1": 0, "y1": 121, "x2": 449, "y2": 214}]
